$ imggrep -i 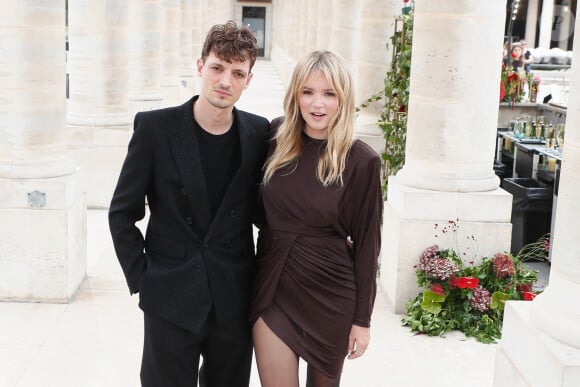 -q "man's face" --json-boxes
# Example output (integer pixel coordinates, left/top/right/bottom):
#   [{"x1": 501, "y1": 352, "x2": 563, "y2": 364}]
[{"x1": 197, "y1": 52, "x2": 253, "y2": 110}]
